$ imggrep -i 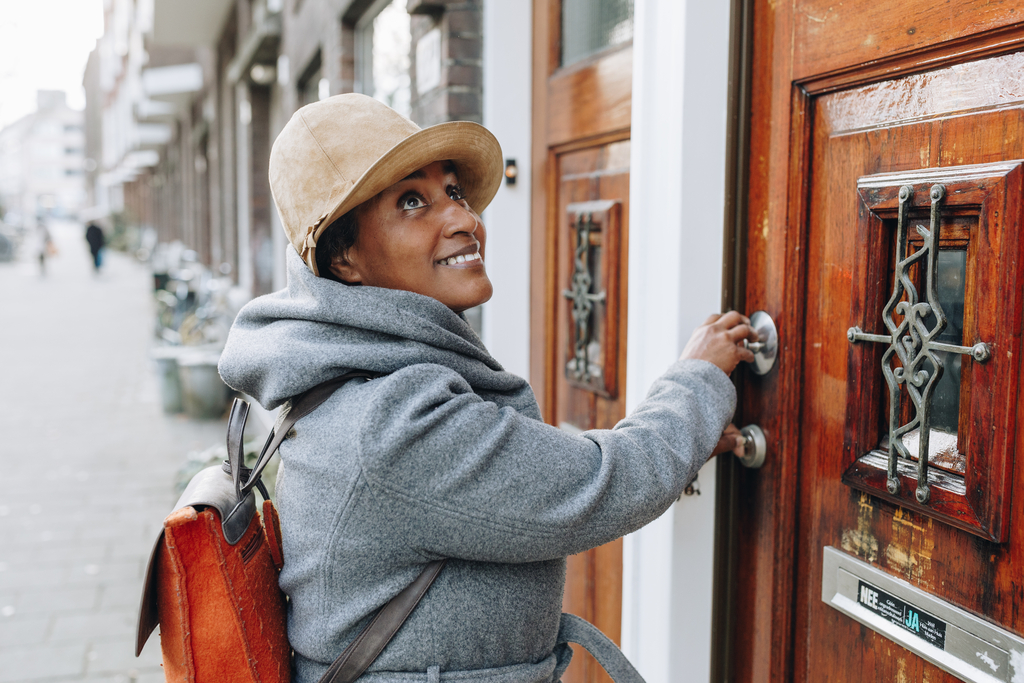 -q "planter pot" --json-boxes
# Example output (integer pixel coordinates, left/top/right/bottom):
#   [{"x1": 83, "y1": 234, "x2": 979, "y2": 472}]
[
  {"x1": 151, "y1": 346, "x2": 184, "y2": 414},
  {"x1": 177, "y1": 349, "x2": 231, "y2": 419}
]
